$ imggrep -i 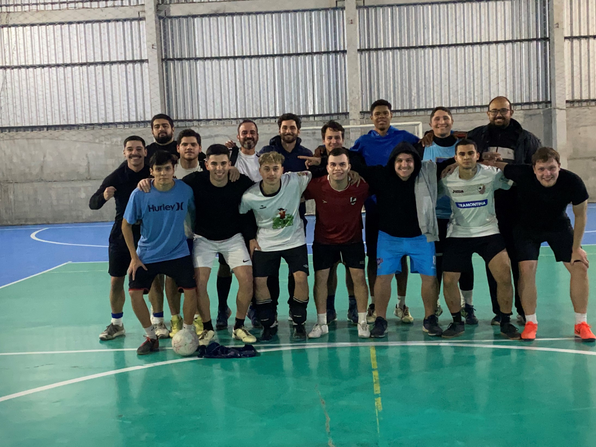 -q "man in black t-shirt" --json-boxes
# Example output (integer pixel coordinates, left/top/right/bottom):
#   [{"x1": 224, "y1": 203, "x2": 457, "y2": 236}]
[
  {"x1": 90, "y1": 136, "x2": 167, "y2": 341},
  {"x1": 485, "y1": 147, "x2": 595, "y2": 342},
  {"x1": 182, "y1": 144, "x2": 258, "y2": 345}
]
